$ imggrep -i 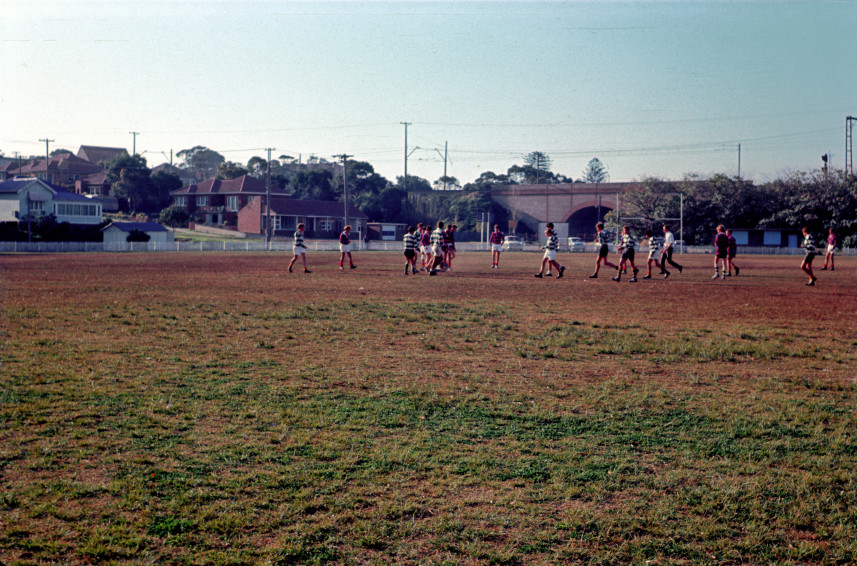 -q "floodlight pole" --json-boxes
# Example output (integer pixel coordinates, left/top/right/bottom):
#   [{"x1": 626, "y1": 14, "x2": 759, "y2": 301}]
[
  {"x1": 400, "y1": 122, "x2": 411, "y2": 191},
  {"x1": 333, "y1": 153, "x2": 353, "y2": 228},
  {"x1": 265, "y1": 147, "x2": 274, "y2": 246}
]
